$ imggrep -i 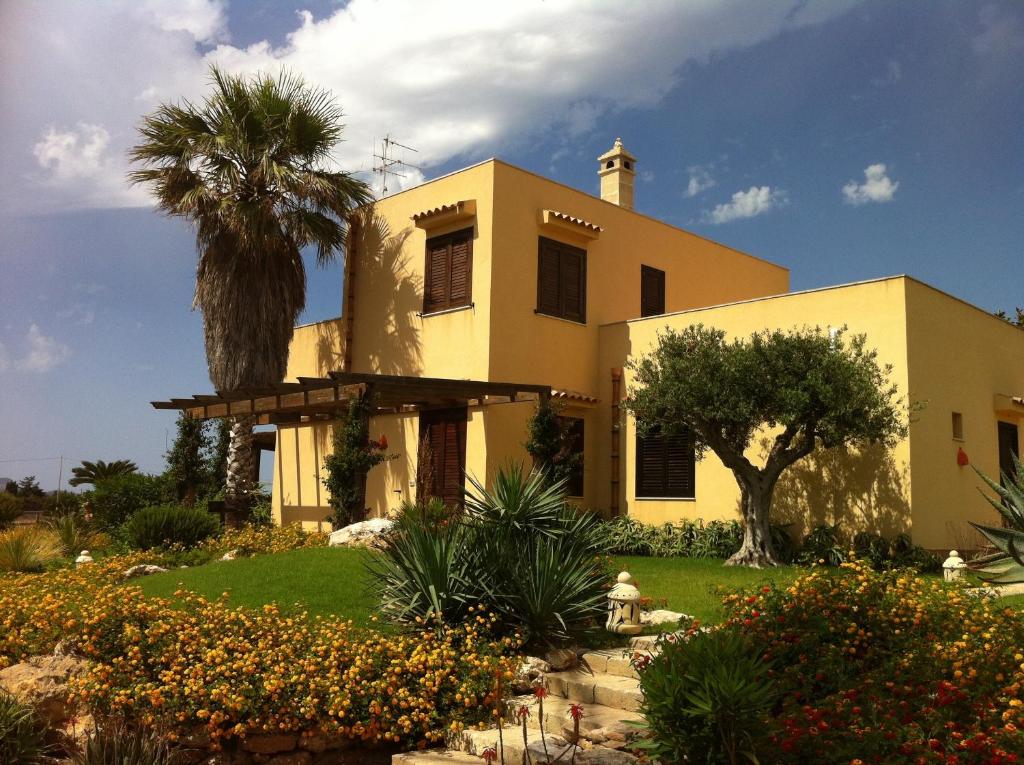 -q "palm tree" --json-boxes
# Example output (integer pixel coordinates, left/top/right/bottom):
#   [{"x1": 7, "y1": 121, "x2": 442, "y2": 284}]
[
  {"x1": 68, "y1": 459, "x2": 138, "y2": 487},
  {"x1": 129, "y1": 66, "x2": 372, "y2": 507}
]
